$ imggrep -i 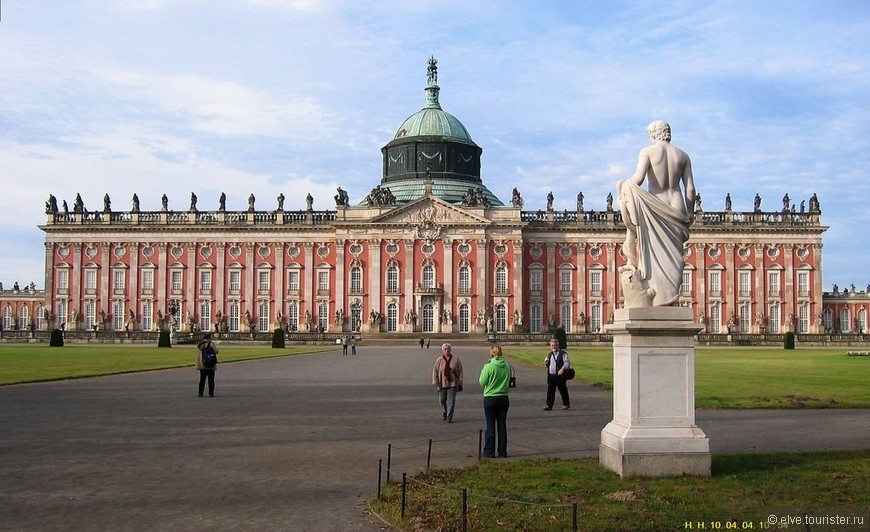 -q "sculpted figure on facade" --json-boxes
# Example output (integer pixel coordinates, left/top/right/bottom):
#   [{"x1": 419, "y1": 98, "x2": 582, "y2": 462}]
[
  {"x1": 219, "y1": 192, "x2": 226, "y2": 211},
  {"x1": 189, "y1": 192, "x2": 197, "y2": 212},
  {"x1": 161, "y1": 194, "x2": 168, "y2": 211},
  {"x1": 617, "y1": 120, "x2": 696, "y2": 308},
  {"x1": 754, "y1": 193, "x2": 762, "y2": 212},
  {"x1": 546, "y1": 191, "x2": 554, "y2": 210},
  {"x1": 577, "y1": 191, "x2": 584, "y2": 212},
  {"x1": 45, "y1": 194, "x2": 58, "y2": 214},
  {"x1": 511, "y1": 188, "x2": 523, "y2": 208},
  {"x1": 277, "y1": 193, "x2": 285, "y2": 211},
  {"x1": 132, "y1": 193, "x2": 140, "y2": 213},
  {"x1": 306, "y1": 193, "x2": 313, "y2": 210},
  {"x1": 103, "y1": 194, "x2": 111, "y2": 213},
  {"x1": 74, "y1": 193, "x2": 85, "y2": 213},
  {"x1": 334, "y1": 187, "x2": 349, "y2": 207},
  {"x1": 248, "y1": 194, "x2": 256, "y2": 212},
  {"x1": 725, "y1": 193, "x2": 732, "y2": 211}
]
